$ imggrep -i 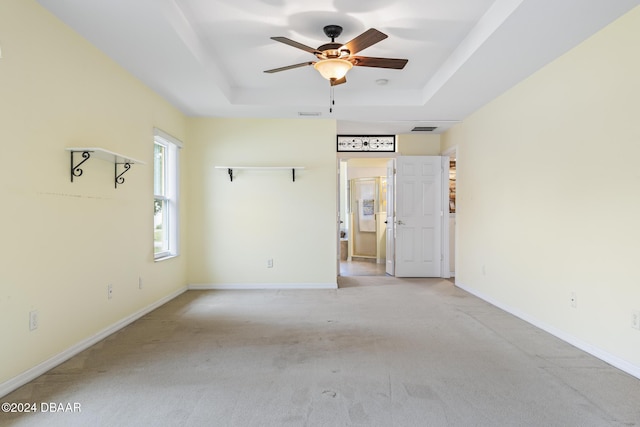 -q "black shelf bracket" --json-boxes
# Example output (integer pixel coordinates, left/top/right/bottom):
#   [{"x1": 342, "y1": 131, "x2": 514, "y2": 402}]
[
  {"x1": 292, "y1": 168, "x2": 296, "y2": 182},
  {"x1": 115, "y1": 162, "x2": 132, "y2": 188},
  {"x1": 227, "y1": 168, "x2": 233, "y2": 182},
  {"x1": 70, "y1": 150, "x2": 93, "y2": 182},
  {"x1": 67, "y1": 148, "x2": 143, "y2": 188}
]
